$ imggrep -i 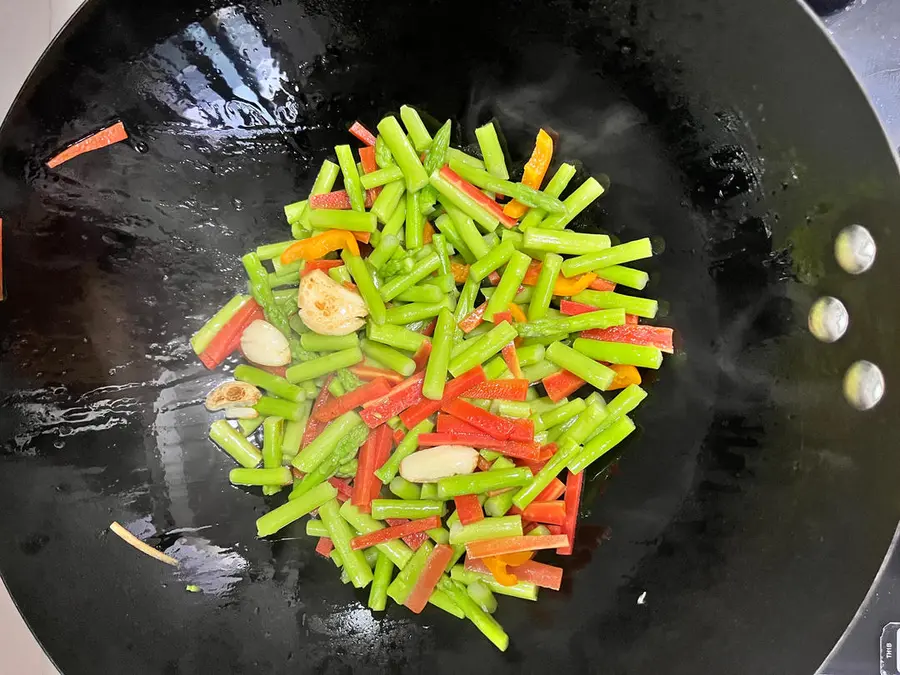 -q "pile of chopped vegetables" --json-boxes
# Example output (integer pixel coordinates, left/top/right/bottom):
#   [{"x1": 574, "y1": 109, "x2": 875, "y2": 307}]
[{"x1": 189, "y1": 107, "x2": 673, "y2": 651}]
